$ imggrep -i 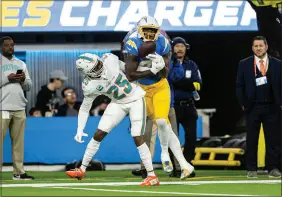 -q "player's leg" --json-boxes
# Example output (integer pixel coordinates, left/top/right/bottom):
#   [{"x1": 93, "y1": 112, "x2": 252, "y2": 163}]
[
  {"x1": 168, "y1": 107, "x2": 181, "y2": 176},
  {"x1": 167, "y1": 125, "x2": 195, "y2": 180},
  {"x1": 130, "y1": 98, "x2": 159, "y2": 186},
  {"x1": 152, "y1": 79, "x2": 172, "y2": 172},
  {"x1": 66, "y1": 102, "x2": 127, "y2": 180},
  {"x1": 153, "y1": 79, "x2": 194, "y2": 177},
  {"x1": 9, "y1": 110, "x2": 26, "y2": 176},
  {"x1": 0, "y1": 111, "x2": 12, "y2": 172},
  {"x1": 139, "y1": 117, "x2": 153, "y2": 178}
]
